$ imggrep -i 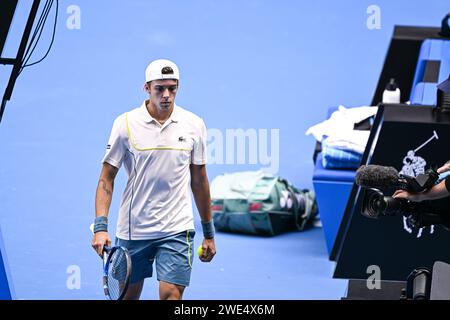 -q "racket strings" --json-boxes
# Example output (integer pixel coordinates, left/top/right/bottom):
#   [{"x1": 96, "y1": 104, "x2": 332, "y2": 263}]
[{"x1": 107, "y1": 249, "x2": 128, "y2": 299}]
